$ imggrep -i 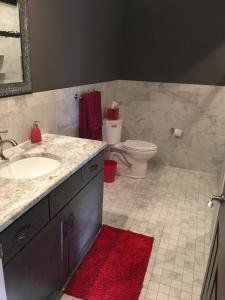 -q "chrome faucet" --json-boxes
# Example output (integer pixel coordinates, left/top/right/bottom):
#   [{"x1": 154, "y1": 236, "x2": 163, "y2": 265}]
[{"x1": 0, "y1": 130, "x2": 18, "y2": 160}]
